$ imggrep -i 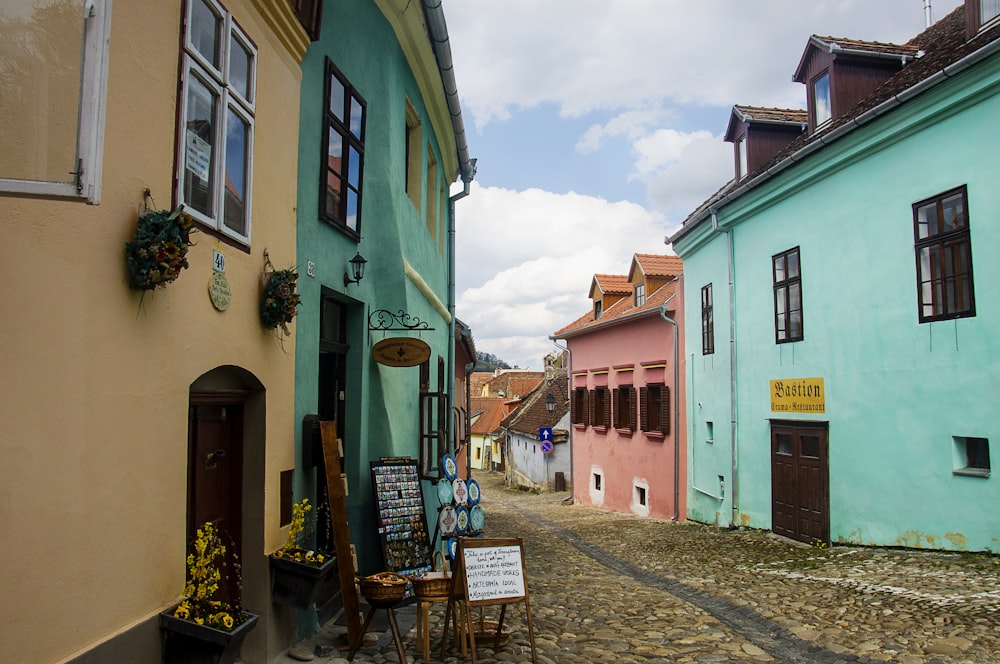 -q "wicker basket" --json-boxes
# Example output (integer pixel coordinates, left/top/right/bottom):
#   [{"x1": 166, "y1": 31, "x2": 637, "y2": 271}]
[
  {"x1": 409, "y1": 551, "x2": 451, "y2": 599},
  {"x1": 358, "y1": 572, "x2": 408, "y2": 603}
]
